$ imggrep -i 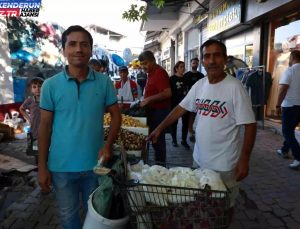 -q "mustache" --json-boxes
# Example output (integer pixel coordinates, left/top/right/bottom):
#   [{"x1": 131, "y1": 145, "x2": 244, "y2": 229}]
[{"x1": 207, "y1": 64, "x2": 220, "y2": 68}]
